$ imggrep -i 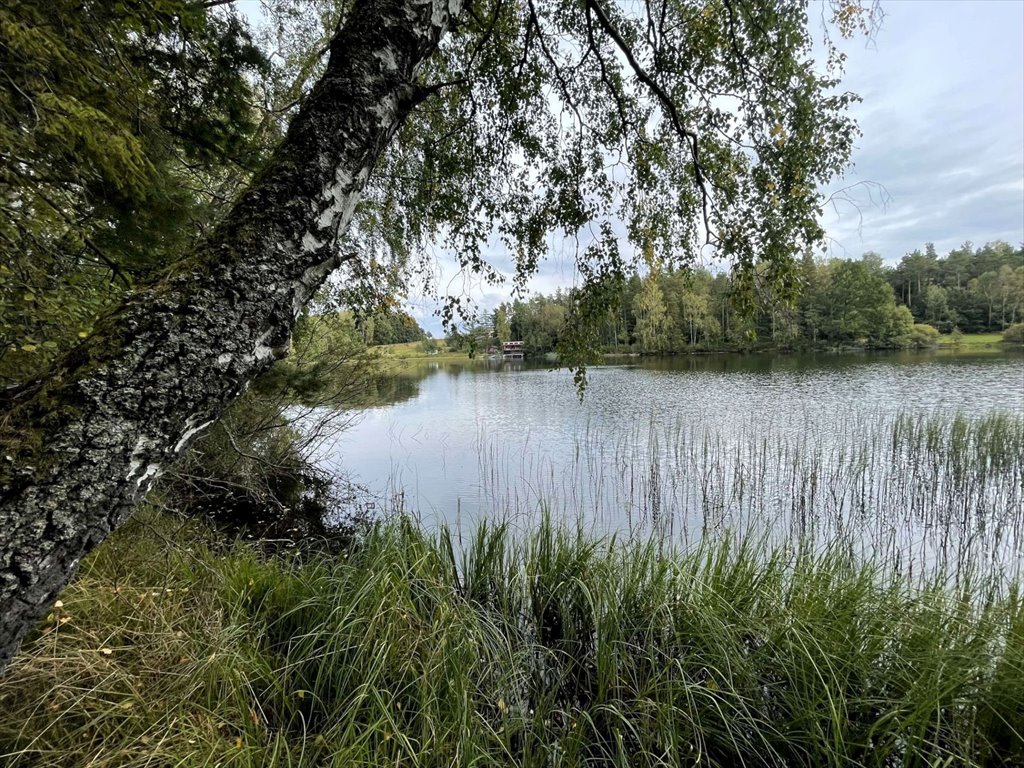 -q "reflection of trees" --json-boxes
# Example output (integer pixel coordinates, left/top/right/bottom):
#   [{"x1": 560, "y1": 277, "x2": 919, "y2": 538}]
[
  {"x1": 364, "y1": 369, "x2": 425, "y2": 406},
  {"x1": 365, "y1": 360, "x2": 486, "y2": 403}
]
